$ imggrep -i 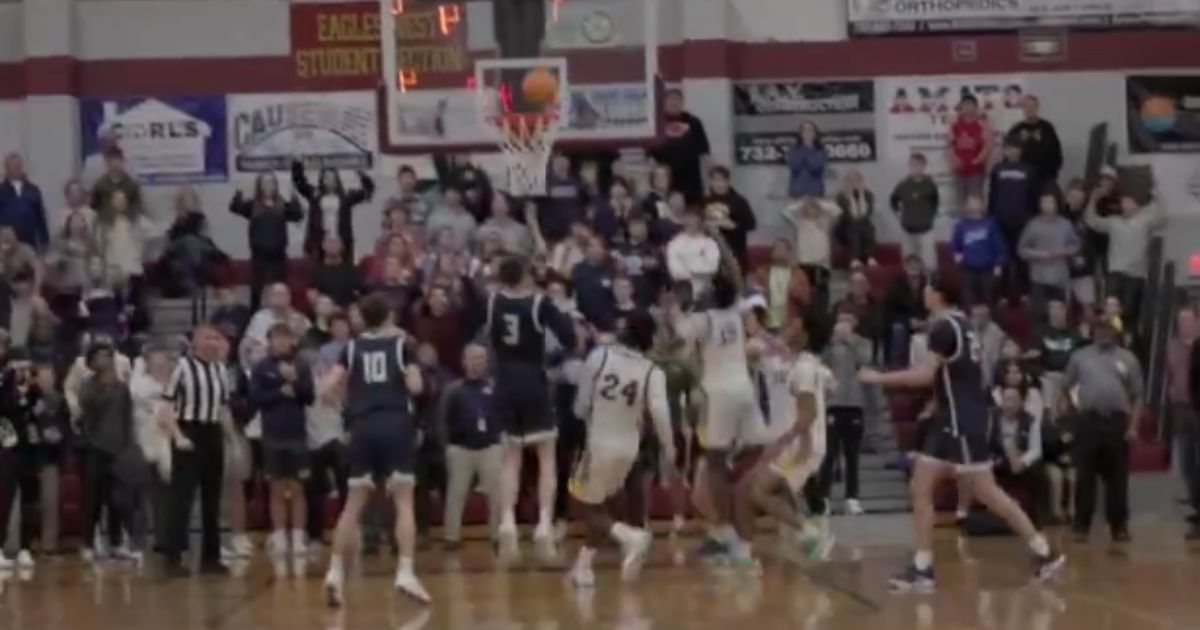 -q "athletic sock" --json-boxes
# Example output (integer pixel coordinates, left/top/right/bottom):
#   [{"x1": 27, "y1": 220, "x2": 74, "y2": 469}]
[
  {"x1": 537, "y1": 508, "x2": 554, "y2": 533},
  {"x1": 913, "y1": 550, "x2": 933, "y2": 571},
  {"x1": 397, "y1": 556, "x2": 414, "y2": 575},
  {"x1": 328, "y1": 554, "x2": 345, "y2": 577},
  {"x1": 576, "y1": 546, "x2": 596, "y2": 570},
  {"x1": 1027, "y1": 534, "x2": 1050, "y2": 557},
  {"x1": 500, "y1": 510, "x2": 516, "y2": 530}
]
